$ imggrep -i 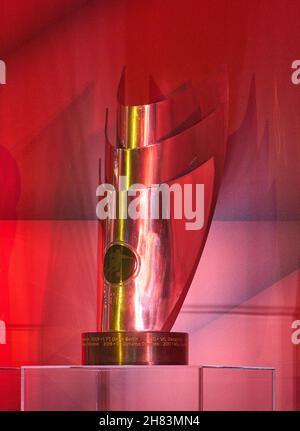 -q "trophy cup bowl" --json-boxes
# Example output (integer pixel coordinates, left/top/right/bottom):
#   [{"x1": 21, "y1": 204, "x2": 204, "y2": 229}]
[{"x1": 82, "y1": 73, "x2": 228, "y2": 365}]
